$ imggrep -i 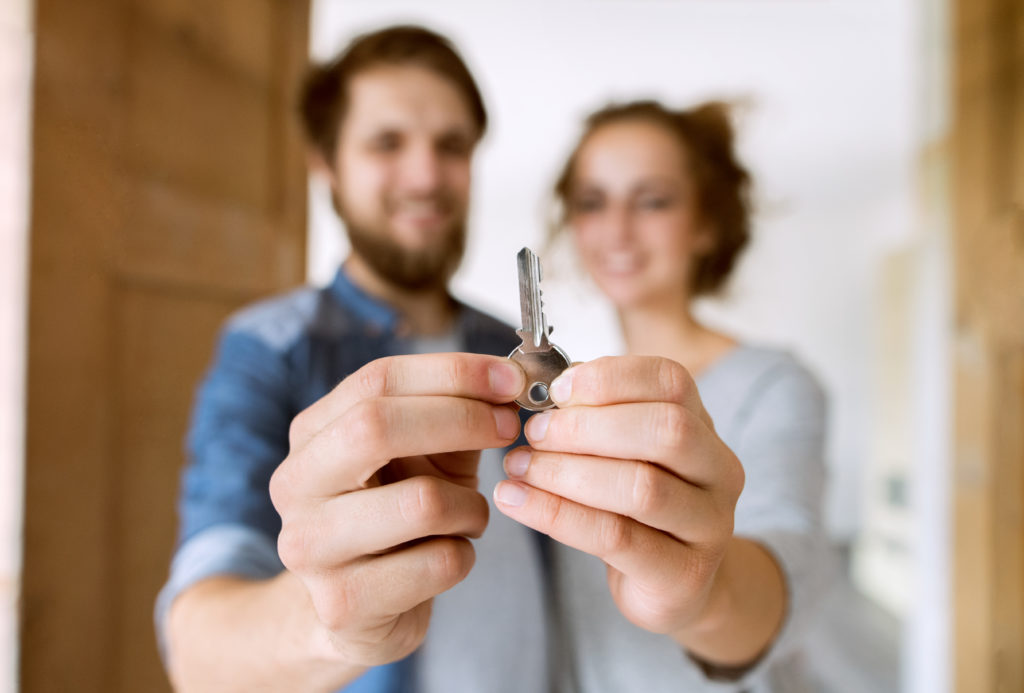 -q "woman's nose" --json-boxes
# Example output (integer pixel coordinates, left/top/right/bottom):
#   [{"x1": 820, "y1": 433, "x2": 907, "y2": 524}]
[{"x1": 599, "y1": 203, "x2": 634, "y2": 244}]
